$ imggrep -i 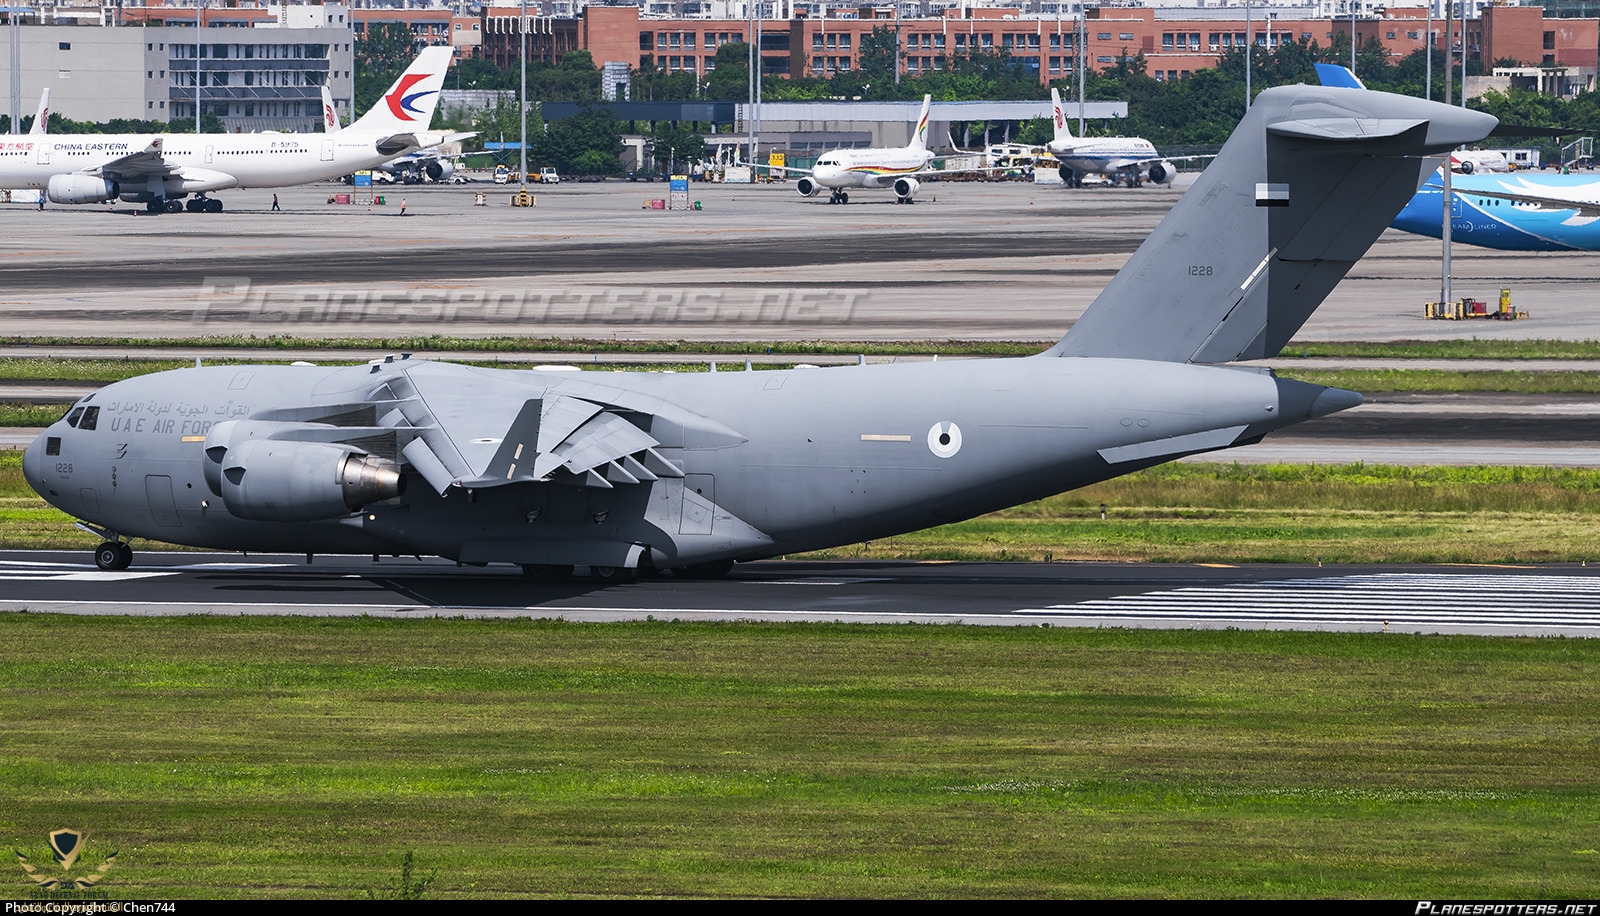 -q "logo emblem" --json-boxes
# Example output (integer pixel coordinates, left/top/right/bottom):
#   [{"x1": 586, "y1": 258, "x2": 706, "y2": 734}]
[
  {"x1": 927, "y1": 421, "x2": 962, "y2": 459},
  {"x1": 384, "y1": 73, "x2": 437, "y2": 122},
  {"x1": 15, "y1": 829, "x2": 117, "y2": 891},
  {"x1": 324, "y1": 102, "x2": 336, "y2": 128}
]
